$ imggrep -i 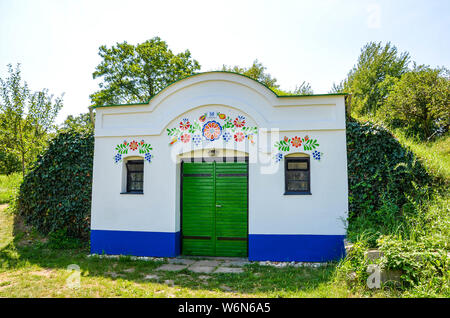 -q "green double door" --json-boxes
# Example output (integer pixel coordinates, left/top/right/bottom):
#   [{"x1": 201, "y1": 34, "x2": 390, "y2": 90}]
[{"x1": 181, "y1": 160, "x2": 248, "y2": 257}]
